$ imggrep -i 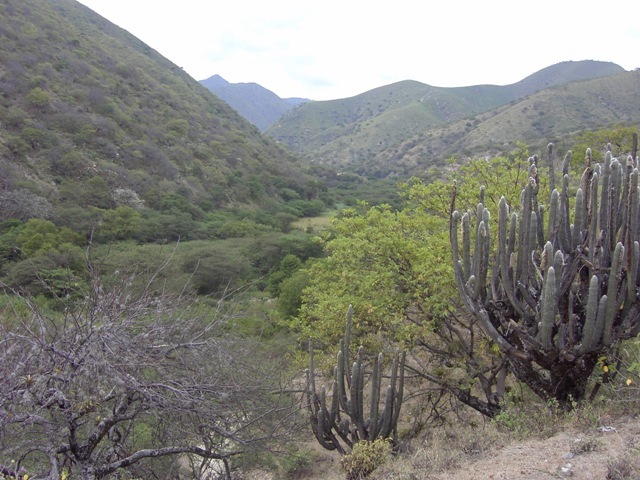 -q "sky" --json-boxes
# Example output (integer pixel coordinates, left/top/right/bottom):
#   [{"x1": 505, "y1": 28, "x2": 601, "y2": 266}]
[{"x1": 76, "y1": 0, "x2": 640, "y2": 101}]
